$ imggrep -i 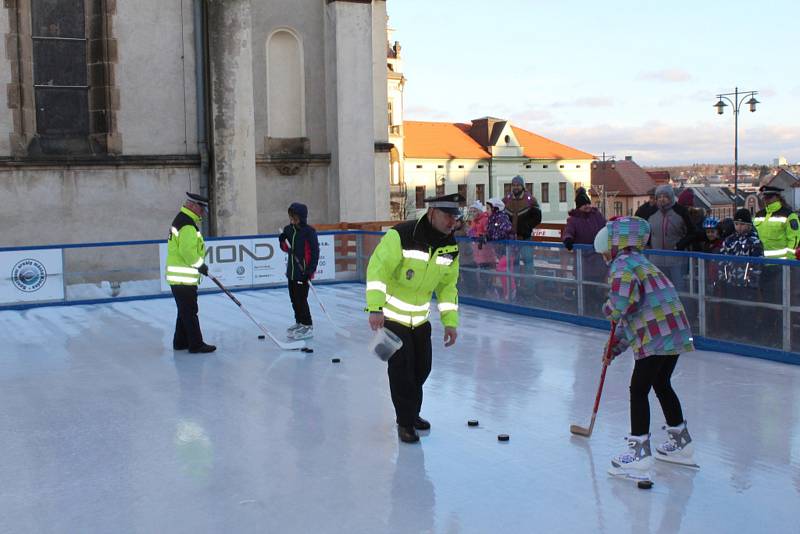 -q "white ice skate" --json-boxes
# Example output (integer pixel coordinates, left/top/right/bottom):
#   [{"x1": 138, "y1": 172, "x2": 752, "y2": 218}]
[
  {"x1": 289, "y1": 325, "x2": 313, "y2": 340},
  {"x1": 655, "y1": 421, "x2": 699, "y2": 468},
  {"x1": 286, "y1": 323, "x2": 303, "y2": 334},
  {"x1": 608, "y1": 434, "x2": 653, "y2": 482}
]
